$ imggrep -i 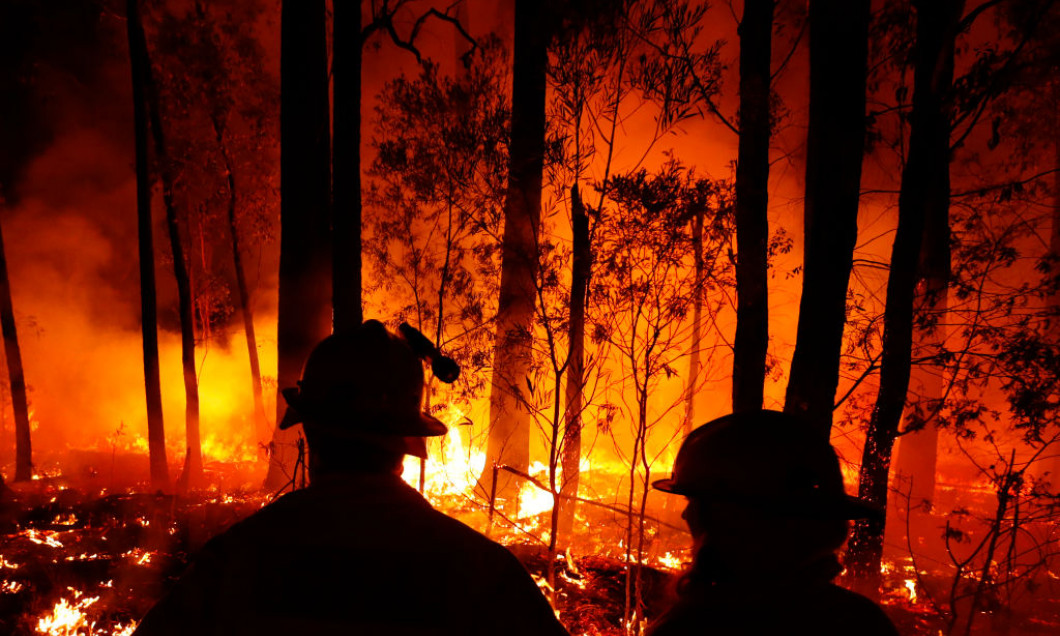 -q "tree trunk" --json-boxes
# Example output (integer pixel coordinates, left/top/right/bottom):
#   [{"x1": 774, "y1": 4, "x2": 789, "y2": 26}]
[
  {"x1": 559, "y1": 183, "x2": 590, "y2": 542},
  {"x1": 783, "y1": 0, "x2": 870, "y2": 438},
  {"x1": 481, "y1": 0, "x2": 547, "y2": 502},
  {"x1": 212, "y1": 121, "x2": 268, "y2": 444},
  {"x1": 332, "y1": 0, "x2": 362, "y2": 333},
  {"x1": 893, "y1": 281, "x2": 948, "y2": 507},
  {"x1": 732, "y1": 0, "x2": 774, "y2": 414},
  {"x1": 126, "y1": 0, "x2": 168, "y2": 490},
  {"x1": 0, "y1": 214, "x2": 31, "y2": 482},
  {"x1": 683, "y1": 204, "x2": 704, "y2": 434},
  {"x1": 142, "y1": 53, "x2": 203, "y2": 491},
  {"x1": 846, "y1": 0, "x2": 962, "y2": 596},
  {"x1": 264, "y1": 0, "x2": 333, "y2": 491},
  {"x1": 1049, "y1": 90, "x2": 1060, "y2": 488}
]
